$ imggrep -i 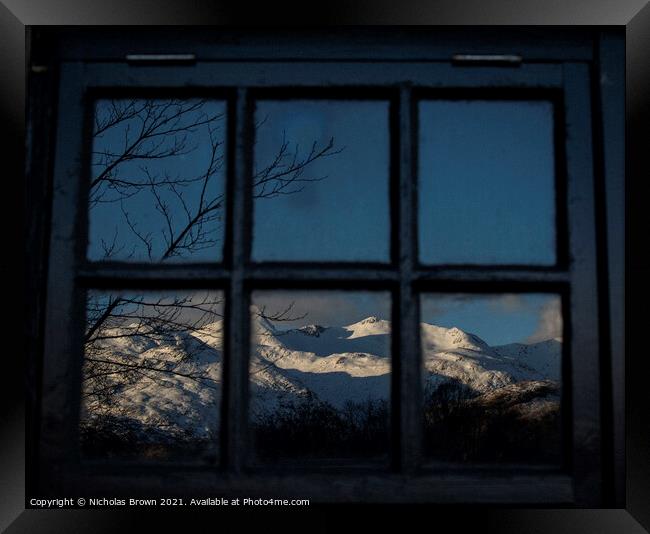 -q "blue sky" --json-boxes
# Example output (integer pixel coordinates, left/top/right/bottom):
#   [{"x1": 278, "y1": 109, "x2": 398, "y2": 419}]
[
  {"x1": 418, "y1": 100, "x2": 556, "y2": 265},
  {"x1": 252, "y1": 100, "x2": 390, "y2": 262},
  {"x1": 91, "y1": 288, "x2": 562, "y2": 347},
  {"x1": 87, "y1": 98, "x2": 560, "y2": 346},
  {"x1": 253, "y1": 291, "x2": 561, "y2": 346},
  {"x1": 88, "y1": 99, "x2": 227, "y2": 262},
  {"x1": 419, "y1": 293, "x2": 561, "y2": 345}
]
